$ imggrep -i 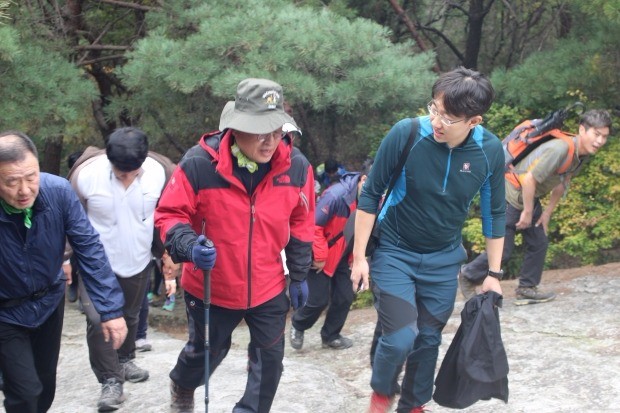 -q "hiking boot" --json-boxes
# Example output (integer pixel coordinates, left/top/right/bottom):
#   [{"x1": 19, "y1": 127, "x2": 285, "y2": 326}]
[
  {"x1": 322, "y1": 335, "x2": 353, "y2": 350},
  {"x1": 135, "y1": 338, "x2": 152, "y2": 352},
  {"x1": 97, "y1": 378, "x2": 125, "y2": 412},
  {"x1": 458, "y1": 268, "x2": 479, "y2": 300},
  {"x1": 290, "y1": 326, "x2": 304, "y2": 350},
  {"x1": 367, "y1": 391, "x2": 395, "y2": 413},
  {"x1": 170, "y1": 381, "x2": 195, "y2": 413},
  {"x1": 121, "y1": 361, "x2": 149, "y2": 383},
  {"x1": 515, "y1": 286, "x2": 557, "y2": 305}
]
